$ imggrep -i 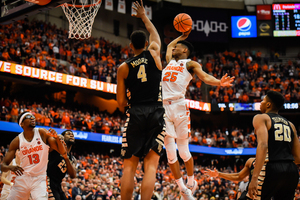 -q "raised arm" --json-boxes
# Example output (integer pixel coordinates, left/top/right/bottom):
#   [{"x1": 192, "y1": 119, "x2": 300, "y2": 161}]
[
  {"x1": 40, "y1": 128, "x2": 67, "y2": 156},
  {"x1": 248, "y1": 114, "x2": 269, "y2": 199},
  {"x1": 132, "y1": 0, "x2": 160, "y2": 52},
  {"x1": 289, "y1": 122, "x2": 300, "y2": 164},
  {"x1": 166, "y1": 31, "x2": 190, "y2": 63},
  {"x1": 117, "y1": 62, "x2": 129, "y2": 108},
  {"x1": 188, "y1": 61, "x2": 234, "y2": 86}
]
